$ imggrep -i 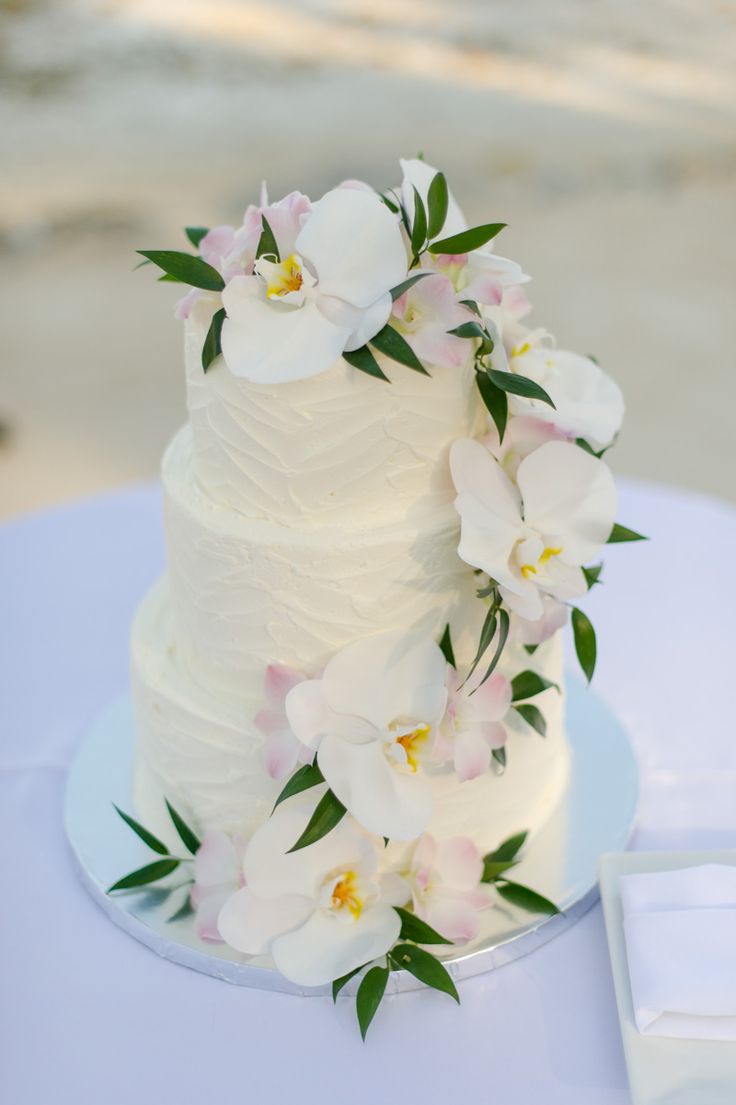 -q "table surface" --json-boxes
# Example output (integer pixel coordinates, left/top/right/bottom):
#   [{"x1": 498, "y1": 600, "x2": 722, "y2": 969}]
[{"x1": 3, "y1": 477, "x2": 736, "y2": 1105}]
